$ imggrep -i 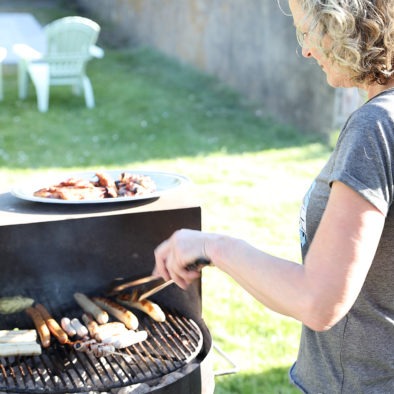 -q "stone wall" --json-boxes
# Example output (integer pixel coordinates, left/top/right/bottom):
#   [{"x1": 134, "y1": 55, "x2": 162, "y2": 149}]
[{"x1": 77, "y1": 0, "x2": 336, "y2": 136}]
